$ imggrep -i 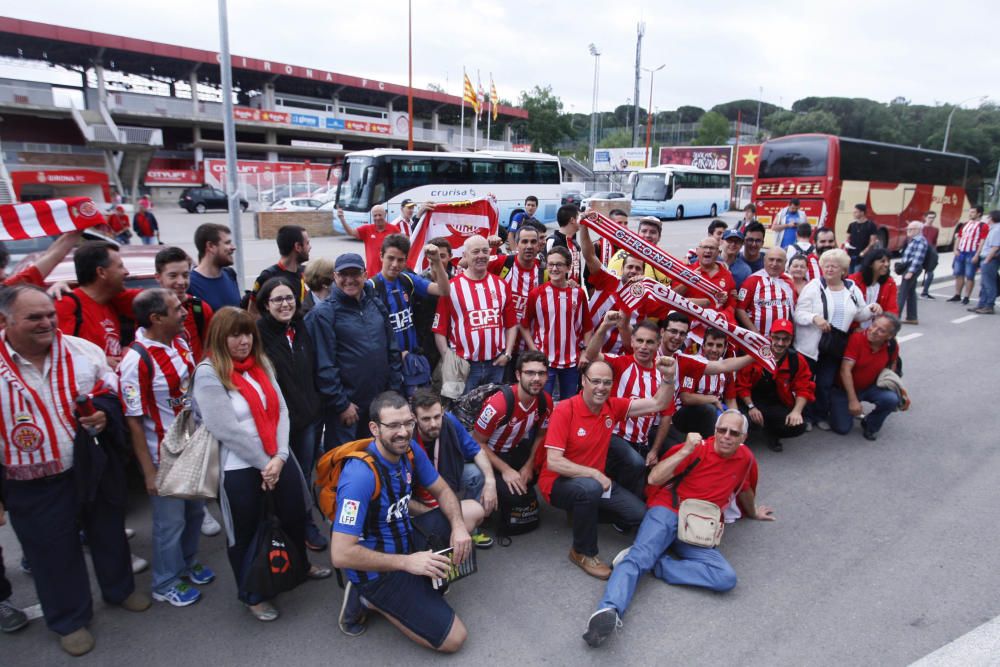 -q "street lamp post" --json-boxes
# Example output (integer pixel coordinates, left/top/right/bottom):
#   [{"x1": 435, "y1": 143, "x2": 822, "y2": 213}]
[
  {"x1": 216, "y1": 0, "x2": 245, "y2": 288},
  {"x1": 588, "y1": 43, "x2": 601, "y2": 166},
  {"x1": 642, "y1": 64, "x2": 665, "y2": 167},
  {"x1": 943, "y1": 95, "x2": 986, "y2": 152}
]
